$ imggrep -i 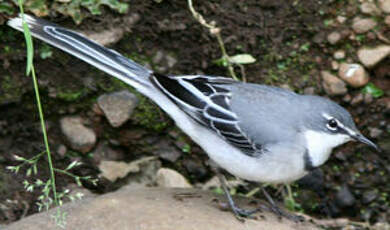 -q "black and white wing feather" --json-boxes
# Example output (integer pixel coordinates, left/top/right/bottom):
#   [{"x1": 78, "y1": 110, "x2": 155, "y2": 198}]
[{"x1": 152, "y1": 74, "x2": 262, "y2": 157}]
